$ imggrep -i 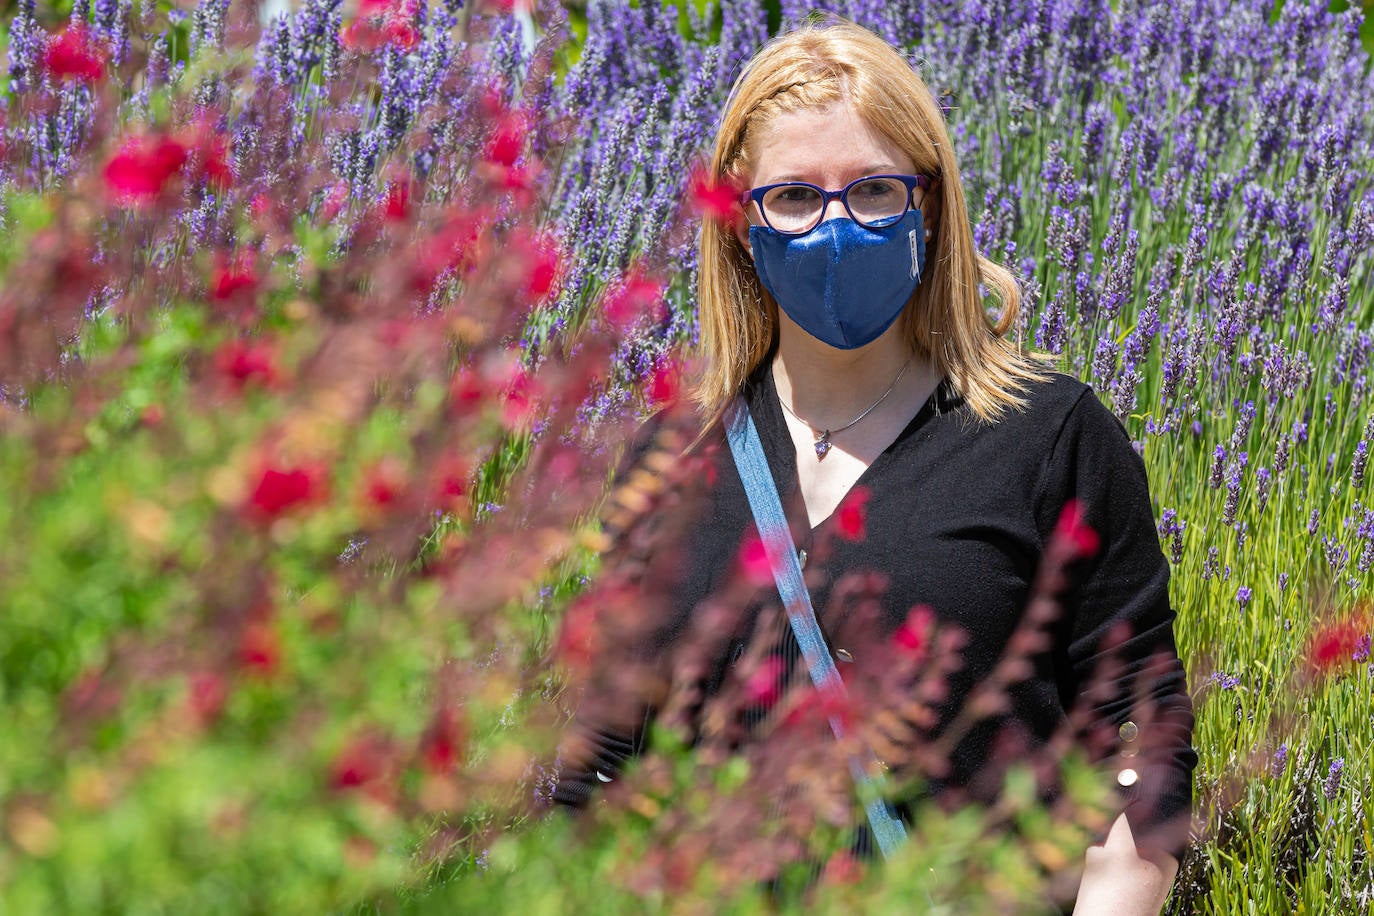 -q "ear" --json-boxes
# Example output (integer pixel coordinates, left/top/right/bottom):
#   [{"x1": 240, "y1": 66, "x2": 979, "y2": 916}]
[
  {"x1": 733, "y1": 202, "x2": 754, "y2": 261},
  {"x1": 919, "y1": 183, "x2": 941, "y2": 243}
]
